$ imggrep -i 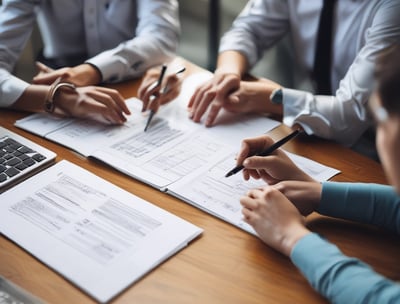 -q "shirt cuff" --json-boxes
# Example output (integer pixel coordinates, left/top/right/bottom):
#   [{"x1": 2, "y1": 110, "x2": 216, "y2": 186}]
[
  {"x1": 281, "y1": 88, "x2": 335, "y2": 138},
  {"x1": 86, "y1": 51, "x2": 128, "y2": 83},
  {"x1": 0, "y1": 75, "x2": 30, "y2": 107}
]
